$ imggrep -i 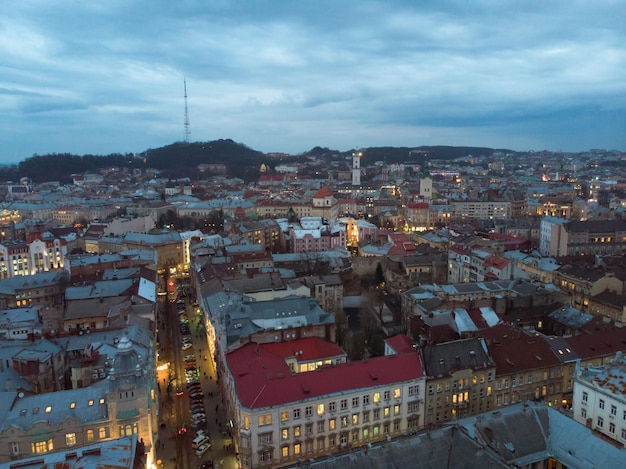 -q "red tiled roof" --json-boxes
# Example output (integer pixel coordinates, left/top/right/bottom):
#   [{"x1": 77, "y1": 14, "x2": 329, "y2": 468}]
[
  {"x1": 227, "y1": 343, "x2": 424, "y2": 409},
  {"x1": 566, "y1": 326, "x2": 626, "y2": 361},
  {"x1": 484, "y1": 256, "x2": 509, "y2": 269},
  {"x1": 259, "y1": 337, "x2": 346, "y2": 362},
  {"x1": 407, "y1": 201, "x2": 429, "y2": 209},
  {"x1": 385, "y1": 335, "x2": 414, "y2": 354},
  {"x1": 481, "y1": 324, "x2": 560, "y2": 374},
  {"x1": 313, "y1": 186, "x2": 332, "y2": 198}
]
